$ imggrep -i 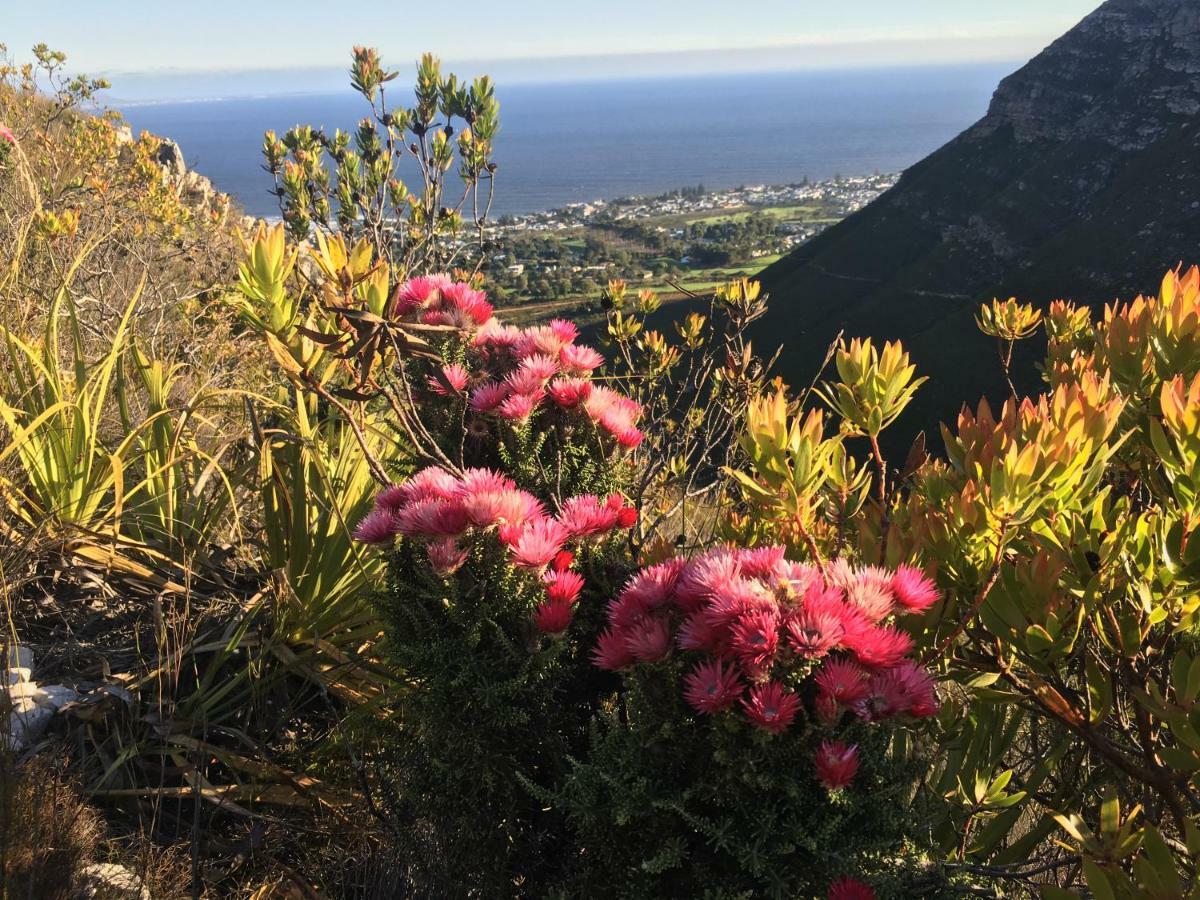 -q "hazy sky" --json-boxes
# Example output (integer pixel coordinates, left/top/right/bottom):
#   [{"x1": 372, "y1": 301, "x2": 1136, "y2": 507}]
[{"x1": 5, "y1": 0, "x2": 1104, "y2": 94}]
